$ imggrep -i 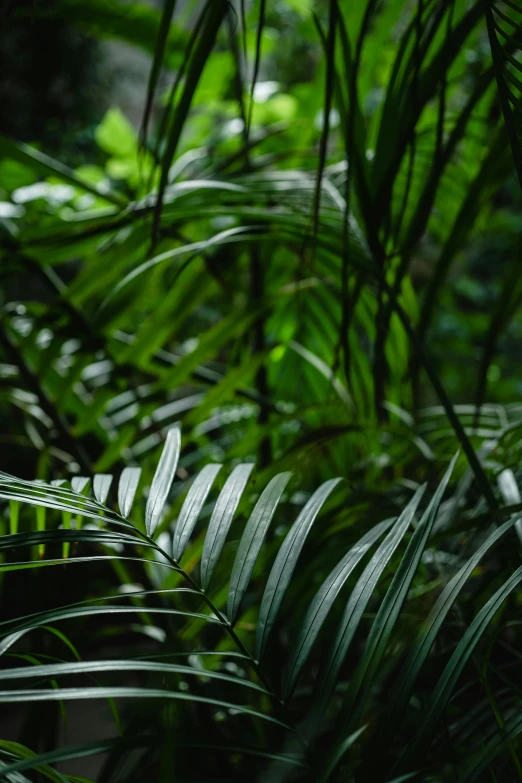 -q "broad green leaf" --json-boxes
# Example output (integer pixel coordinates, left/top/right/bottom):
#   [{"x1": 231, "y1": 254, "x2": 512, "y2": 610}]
[
  {"x1": 200, "y1": 464, "x2": 255, "y2": 590},
  {"x1": 289, "y1": 341, "x2": 353, "y2": 410},
  {"x1": 2, "y1": 476, "x2": 98, "y2": 511},
  {"x1": 95, "y1": 108, "x2": 138, "y2": 158},
  {"x1": 184, "y1": 351, "x2": 270, "y2": 429},
  {"x1": 101, "y1": 226, "x2": 260, "y2": 316},
  {"x1": 145, "y1": 426, "x2": 181, "y2": 538},
  {"x1": 172, "y1": 463, "x2": 222, "y2": 561},
  {"x1": 0, "y1": 758, "x2": 34, "y2": 782},
  {"x1": 228, "y1": 472, "x2": 292, "y2": 625},
  {"x1": 0, "y1": 554, "x2": 178, "y2": 576},
  {"x1": 0, "y1": 659, "x2": 267, "y2": 694},
  {"x1": 255, "y1": 478, "x2": 343, "y2": 661},
  {"x1": 118, "y1": 467, "x2": 142, "y2": 518}
]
